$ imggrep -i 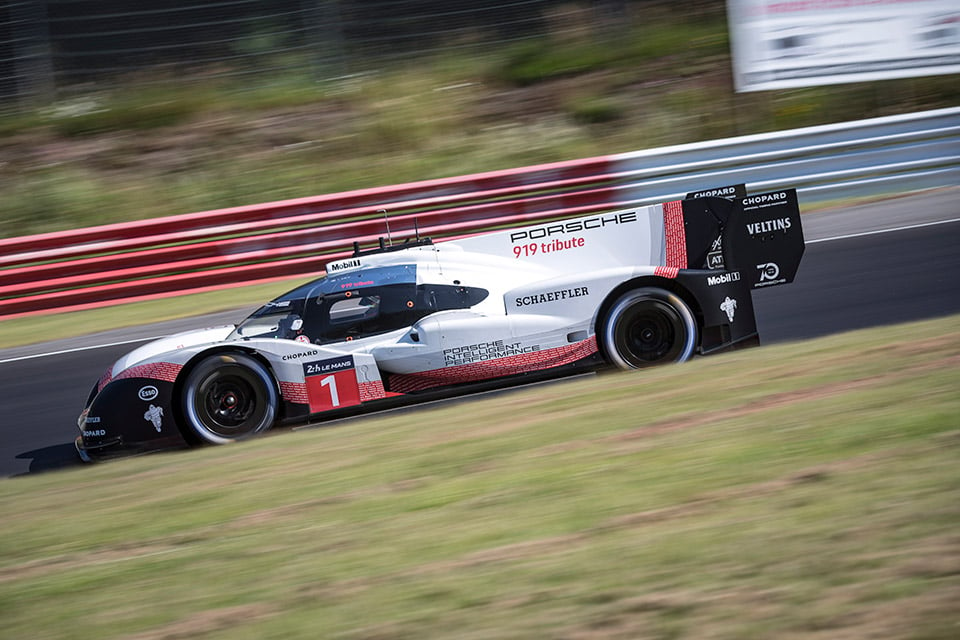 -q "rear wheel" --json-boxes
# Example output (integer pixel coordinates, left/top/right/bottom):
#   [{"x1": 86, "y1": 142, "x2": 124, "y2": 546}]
[
  {"x1": 181, "y1": 352, "x2": 278, "y2": 444},
  {"x1": 601, "y1": 287, "x2": 697, "y2": 370}
]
